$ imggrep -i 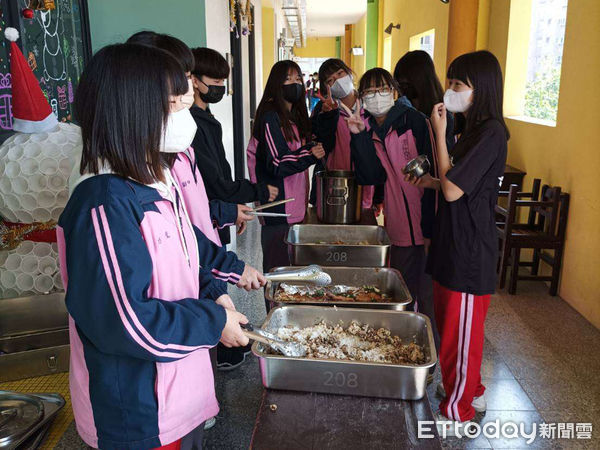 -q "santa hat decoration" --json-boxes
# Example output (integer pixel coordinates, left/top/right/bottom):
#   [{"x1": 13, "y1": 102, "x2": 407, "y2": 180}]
[{"x1": 4, "y1": 27, "x2": 58, "y2": 133}]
